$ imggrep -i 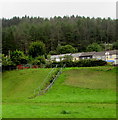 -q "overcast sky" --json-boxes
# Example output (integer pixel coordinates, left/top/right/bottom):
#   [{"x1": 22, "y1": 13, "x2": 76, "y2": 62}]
[{"x1": 1, "y1": 1, "x2": 117, "y2": 19}]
